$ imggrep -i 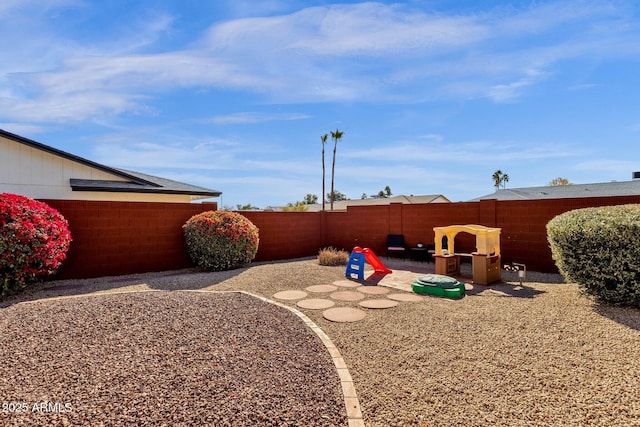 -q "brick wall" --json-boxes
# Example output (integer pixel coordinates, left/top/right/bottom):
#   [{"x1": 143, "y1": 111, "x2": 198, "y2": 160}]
[
  {"x1": 240, "y1": 211, "x2": 323, "y2": 261},
  {"x1": 40, "y1": 195, "x2": 640, "y2": 279},
  {"x1": 493, "y1": 196, "x2": 640, "y2": 272},
  {"x1": 43, "y1": 200, "x2": 217, "y2": 279}
]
